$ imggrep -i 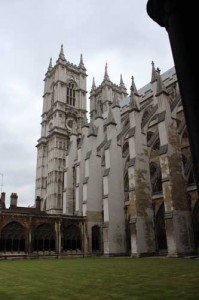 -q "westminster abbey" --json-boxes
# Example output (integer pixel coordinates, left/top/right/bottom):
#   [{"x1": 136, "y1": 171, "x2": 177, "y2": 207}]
[{"x1": 0, "y1": 46, "x2": 198, "y2": 258}]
